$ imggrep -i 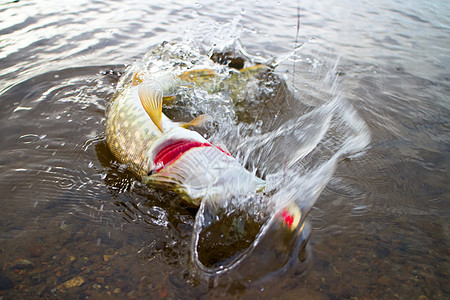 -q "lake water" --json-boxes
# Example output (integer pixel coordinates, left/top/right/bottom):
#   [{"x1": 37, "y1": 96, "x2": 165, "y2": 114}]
[{"x1": 0, "y1": 0, "x2": 449, "y2": 299}]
